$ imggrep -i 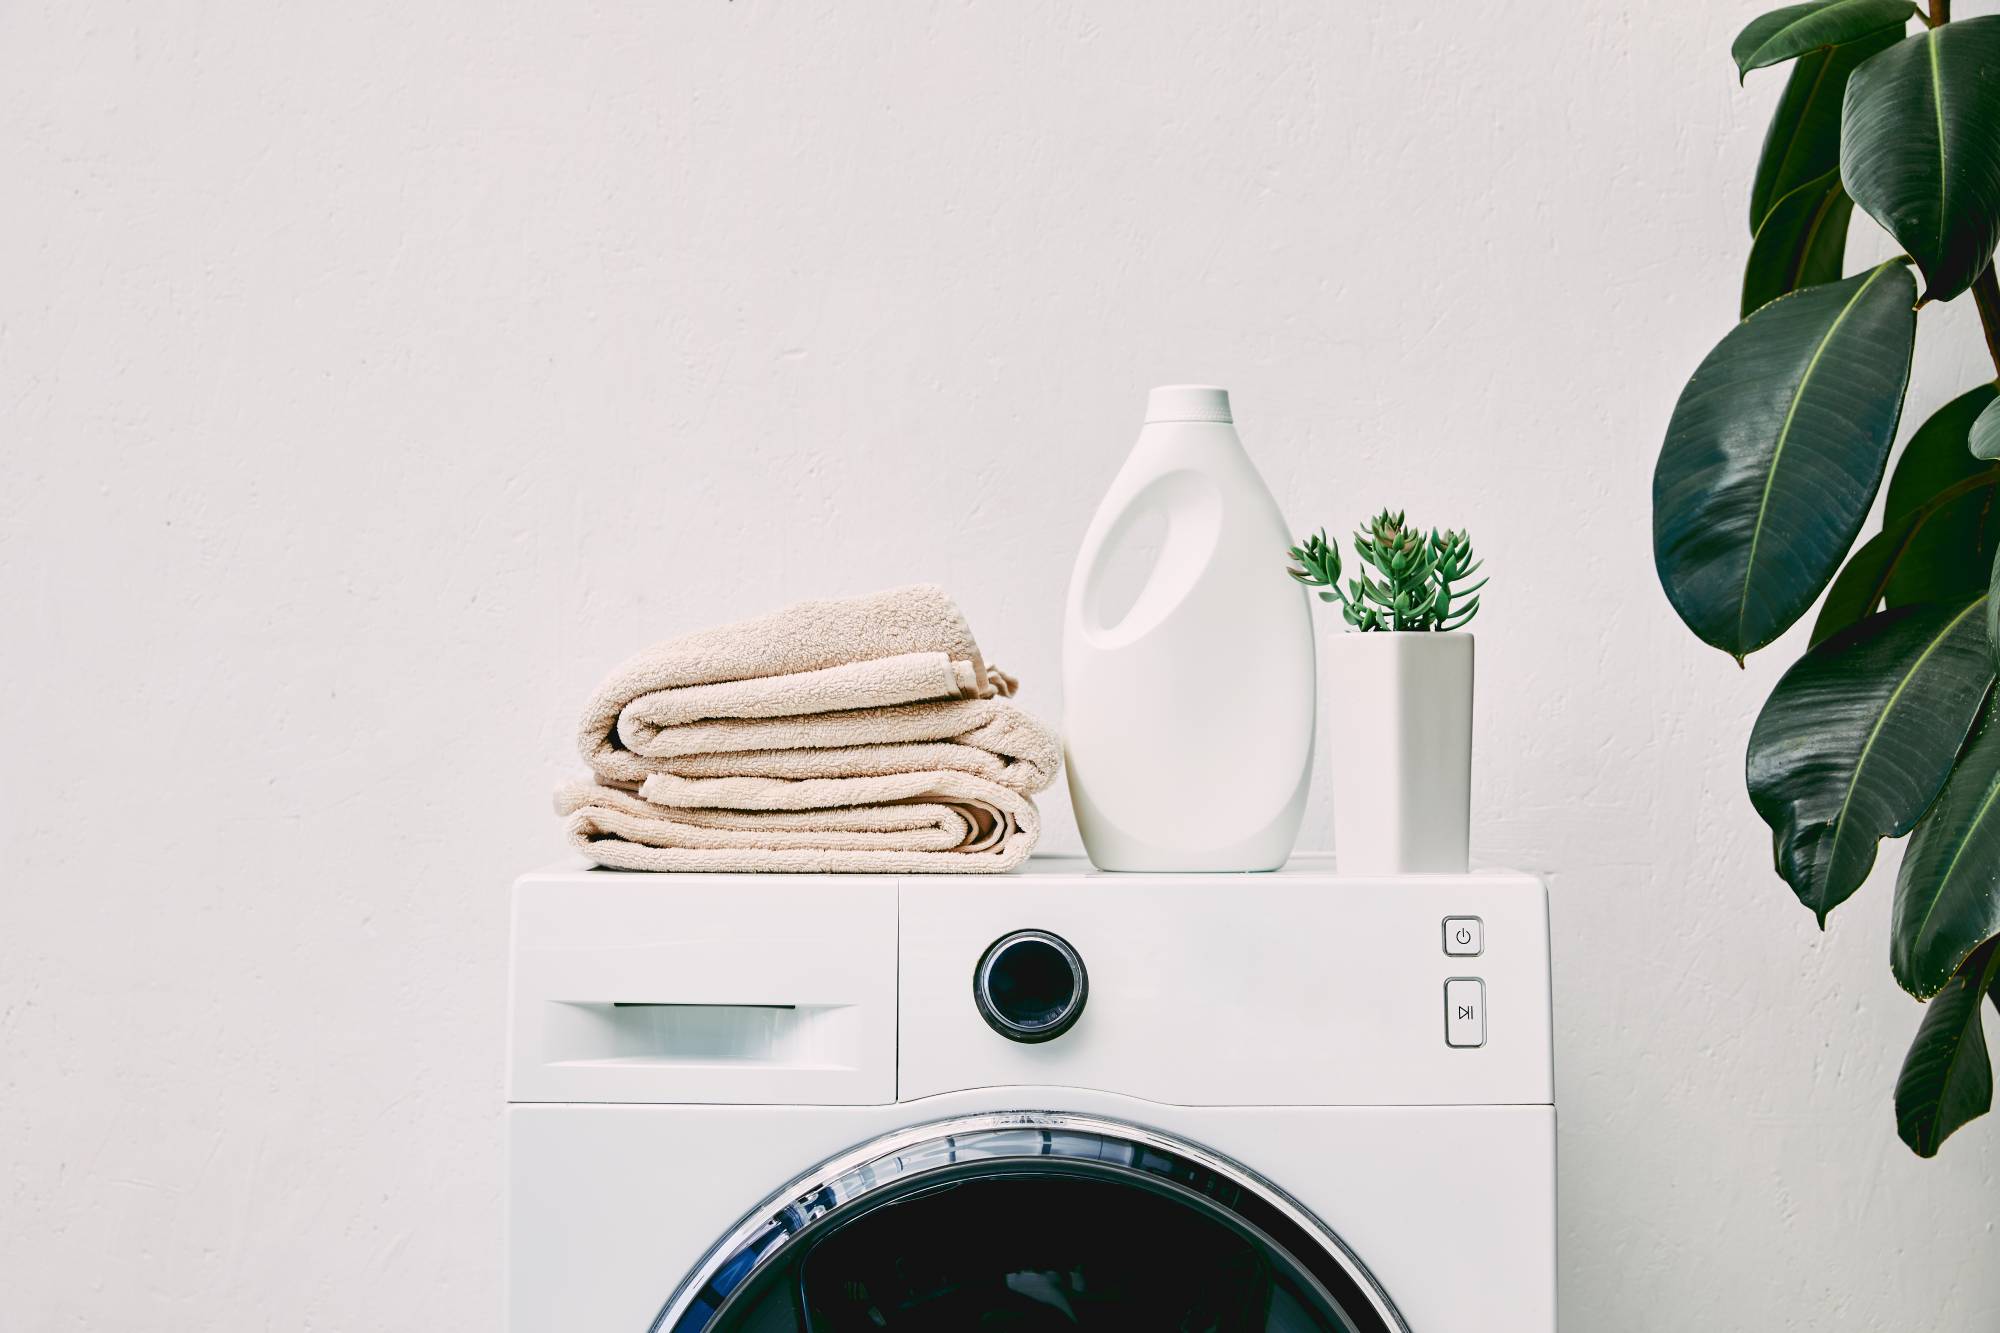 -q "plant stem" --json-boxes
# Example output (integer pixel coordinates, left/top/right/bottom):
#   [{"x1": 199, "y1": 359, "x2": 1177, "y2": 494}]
[
  {"x1": 1909, "y1": 467, "x2": 2000, "y2": 521},
  {"x1": 1917, "y1": 0, "x2": 1999, "y2": 380},
  {"x1": 1974, "y1": 265, "x2": 2000, "y2": 380},
  {"x1": 1860, "y1": 466, "x2": 2000, "y2": 612}
]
